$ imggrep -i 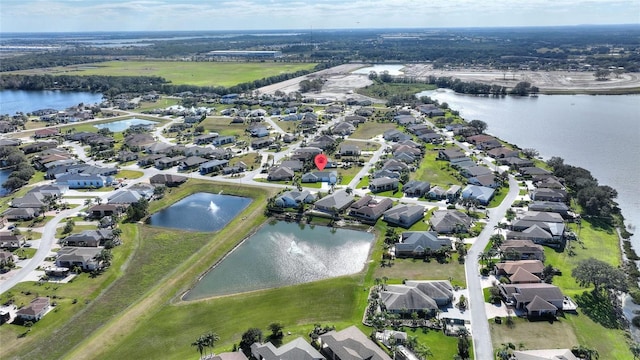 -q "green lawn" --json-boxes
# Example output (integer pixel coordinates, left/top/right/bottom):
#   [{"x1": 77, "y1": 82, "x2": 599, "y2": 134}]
[
  {"x1": 412, "y1": 155, "x2": 462, "y2": 187},
  {"x1": 350, "y1": 122, "x2": 397, "y2": 140},
  {"x1": 356, "y1": 83, "x2": 437, "y2": 101},
  {"x1": 373, "y1": 256, "x2": 467, "y2": 288},
  {"x1": 12, "y1": 61, "x2": 318, "y2": 87},
  {"x1": 117, "y1": 170, "x2": 144, "y2": 179},
  {"x1": 487, "y1": 186, "x2": 509, "y2": 208}
]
